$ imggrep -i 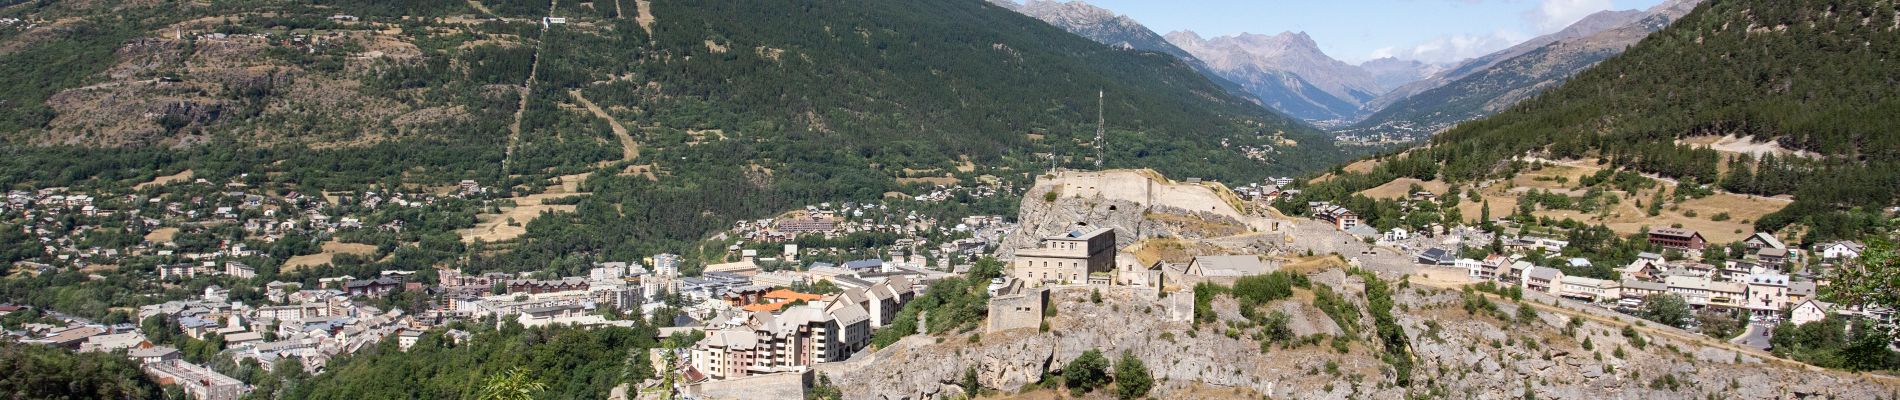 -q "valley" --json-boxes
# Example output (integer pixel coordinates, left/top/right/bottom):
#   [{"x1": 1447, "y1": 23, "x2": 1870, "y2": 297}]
[{"x1": 2, "y1": 1, "x2": 1899, "y2": 400}]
